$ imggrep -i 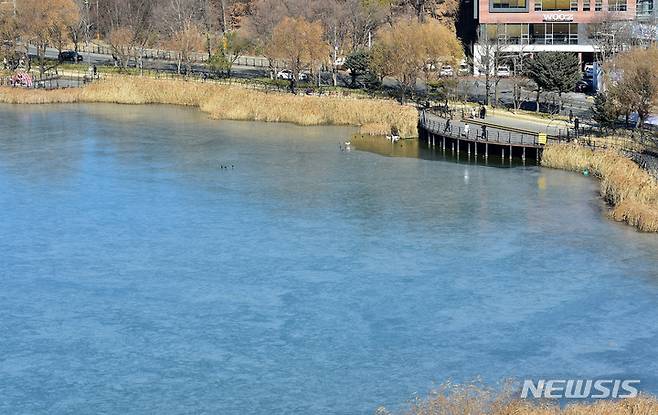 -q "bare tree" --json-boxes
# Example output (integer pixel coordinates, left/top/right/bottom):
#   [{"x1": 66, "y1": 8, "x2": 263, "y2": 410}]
[
  {"x1": 267, "y1": 16, "x2": 328, "y2": 93},
  {"x1": 473, "y1": 35, "x2": 504, "y2": 106},
  {"x1": 168, "y1": 20, "x2": 205, "y2": 74},
  {"x1": 370, "y1": 18, "x2": 463, "y2": 103},
  {"x1": 0, "y1": 2, "x2": 20, "y2": 68},
  {"x1": 101, "y1": 0, "x2": 157, "y2": 71},
  {"x1": 588, "y1": 13, "x2": 635, "y2": 63},
  {"x1": 17, "y1": 0, "x2": 80, "y2": 76}
]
